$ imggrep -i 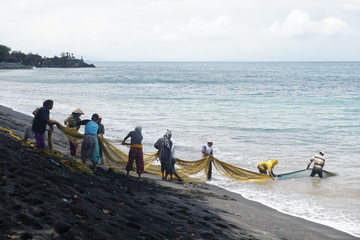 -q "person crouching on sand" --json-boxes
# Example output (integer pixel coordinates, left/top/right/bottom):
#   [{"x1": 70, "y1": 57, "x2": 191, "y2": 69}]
[
  {"x1": 307, "y1": 151, "x2": 325, "y2": 178},
  {"x1": 257, "y1": 159, "x2": 278, "y2": 179},
  {"x1": 32, "y1": 100, "x2": 54, "y2": 150},
  {"x1": 122, "y1": 126, "x2": 144, "y2": 180},
  {"x1": 77, "y1": 114, "x2": 101, "y2": 172}
]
